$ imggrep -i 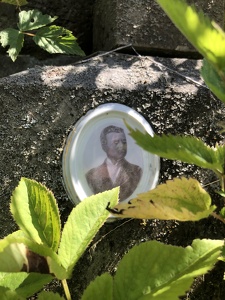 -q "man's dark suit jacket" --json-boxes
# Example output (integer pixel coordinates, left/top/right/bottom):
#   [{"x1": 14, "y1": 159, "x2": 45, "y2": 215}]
[{"x1": 85, "y1": 159, "x2": 142, "y2": 201}]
